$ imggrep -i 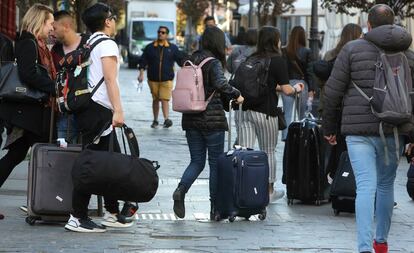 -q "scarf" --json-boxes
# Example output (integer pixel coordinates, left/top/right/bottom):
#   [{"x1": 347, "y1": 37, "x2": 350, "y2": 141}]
[{"x1": 36, "y1": 38, "x2": 57, "y2": 80}]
